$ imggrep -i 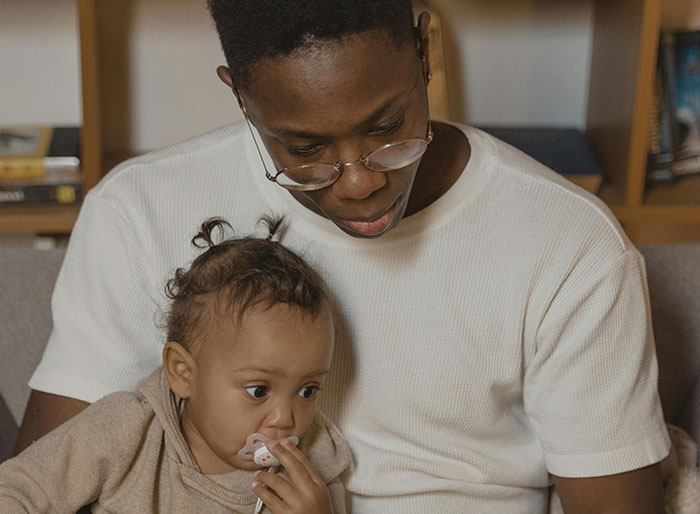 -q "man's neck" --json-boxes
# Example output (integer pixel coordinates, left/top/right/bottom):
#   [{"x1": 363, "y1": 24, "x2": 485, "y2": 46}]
[{"x1": 405, "y1": 120, "x2": 470, "y2": 217}]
